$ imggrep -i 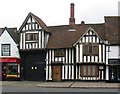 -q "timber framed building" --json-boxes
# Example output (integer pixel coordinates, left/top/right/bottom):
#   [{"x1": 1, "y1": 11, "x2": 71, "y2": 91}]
[{"x1": 18, "y1": 3, "x2": 120, "y2": 82}]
